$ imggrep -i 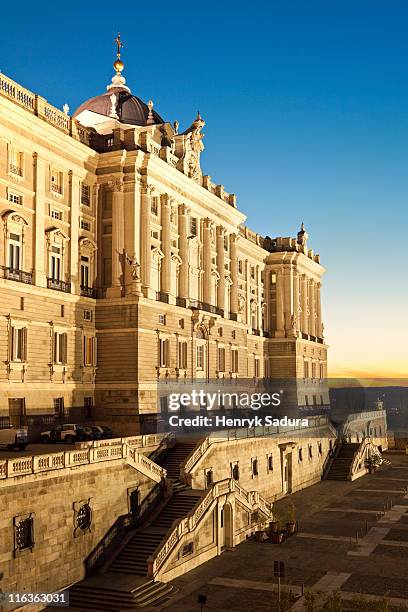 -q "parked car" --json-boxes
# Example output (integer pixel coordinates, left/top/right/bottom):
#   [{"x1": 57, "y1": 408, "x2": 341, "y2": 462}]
[
  {"x1": 40, "y1": 424, "x2": 92, "y2": 444},
  {"x1": 0, "y1": 427, "x2": 28, "y2": 451},
  {"x1": 89, "y1": 425, "x2": 103, "y2": 440},
  {"x1": 100, "y1": 425, "x2": 115, "y2": 439}
]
